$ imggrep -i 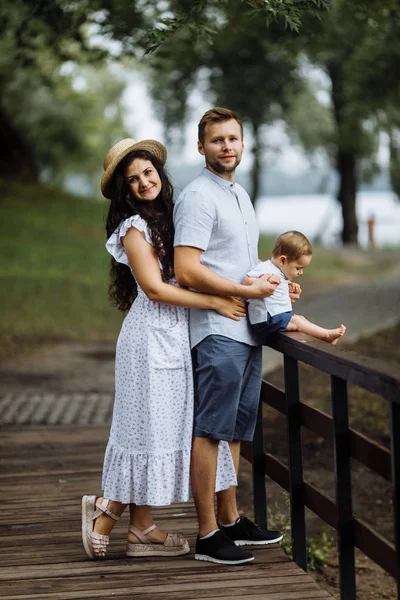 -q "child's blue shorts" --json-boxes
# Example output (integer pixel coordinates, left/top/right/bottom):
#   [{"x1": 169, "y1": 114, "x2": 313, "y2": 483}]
[{"x1": 251, "y1": 310, "x2": 293, "y2": 344}]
